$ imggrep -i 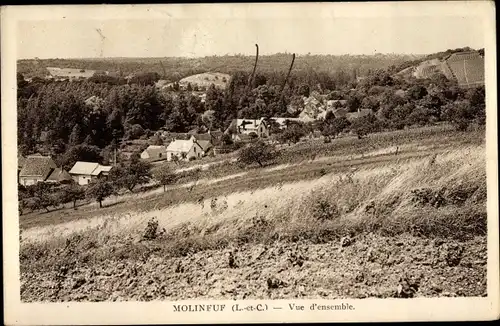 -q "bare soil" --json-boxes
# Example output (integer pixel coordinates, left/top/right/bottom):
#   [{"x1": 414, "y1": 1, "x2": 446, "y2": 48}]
[{"x1": 21, "y1": 234, "x2": 486, "y2": 302}]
